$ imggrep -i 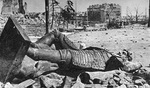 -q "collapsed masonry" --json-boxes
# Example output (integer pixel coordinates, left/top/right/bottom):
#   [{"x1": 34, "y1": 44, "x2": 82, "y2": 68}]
[{"x1": 1, "y1": 0, "x2": 27, "y2": 15}]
